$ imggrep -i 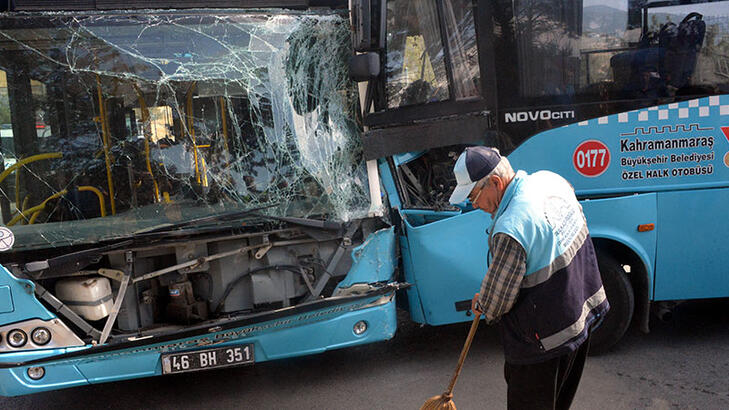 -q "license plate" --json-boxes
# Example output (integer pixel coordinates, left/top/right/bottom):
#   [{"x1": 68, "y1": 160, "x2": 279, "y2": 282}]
[{"x1": 161, "y1": 344, "x2": 254, "y2": 375}]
